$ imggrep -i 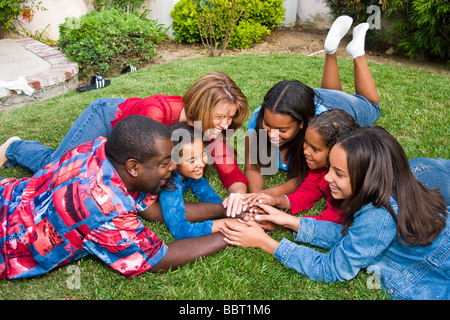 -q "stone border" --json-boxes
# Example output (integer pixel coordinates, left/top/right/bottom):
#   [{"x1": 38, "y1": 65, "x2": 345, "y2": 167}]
[{"x1": 0, "y1": 37, "x2": 79, "y2": 112}]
